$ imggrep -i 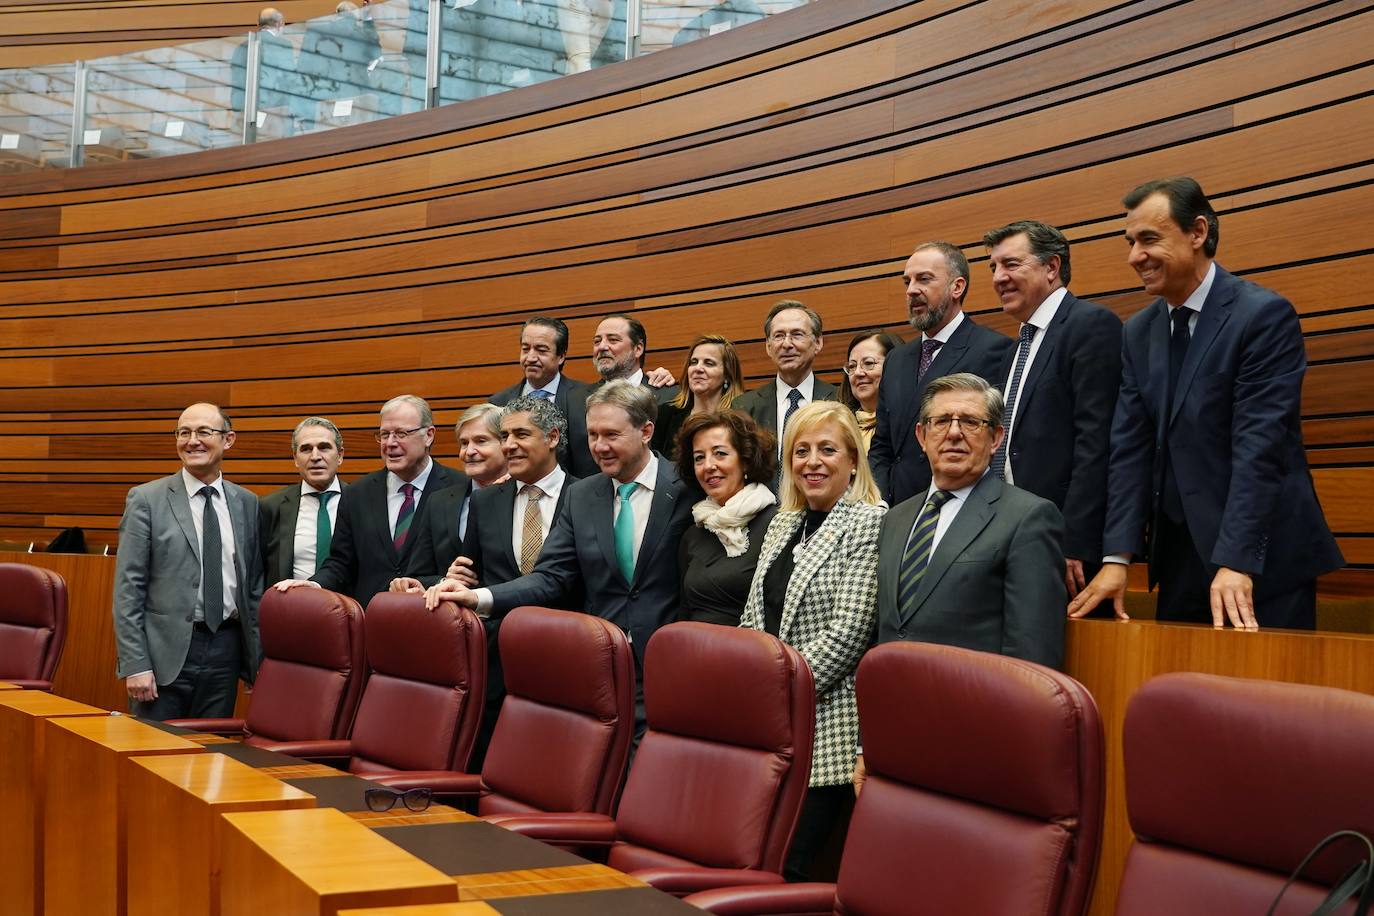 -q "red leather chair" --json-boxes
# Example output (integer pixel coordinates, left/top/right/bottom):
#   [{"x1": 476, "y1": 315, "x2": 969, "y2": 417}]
[
  {"x1": 273, "y1": 593, "x2": 486, "y2": 786},
  {"x1": 1114, "y1": 673, "x2": 1374, "y2": 915},
  {"x1": 689, "y1": 641, "x2": 1104, "y2": 916},
  {"x1": 470, "y1": 606, "x2": 635, "y2": 815},
  {"x1": 170, "y1": 587, "x2": 366, "y2": 746},
  {"x1": 0, "y1": 563, "x2": 67, "y2": 691},
  {"x1": 492, "y1": 621, "x2": 814, "y2": 897}
]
